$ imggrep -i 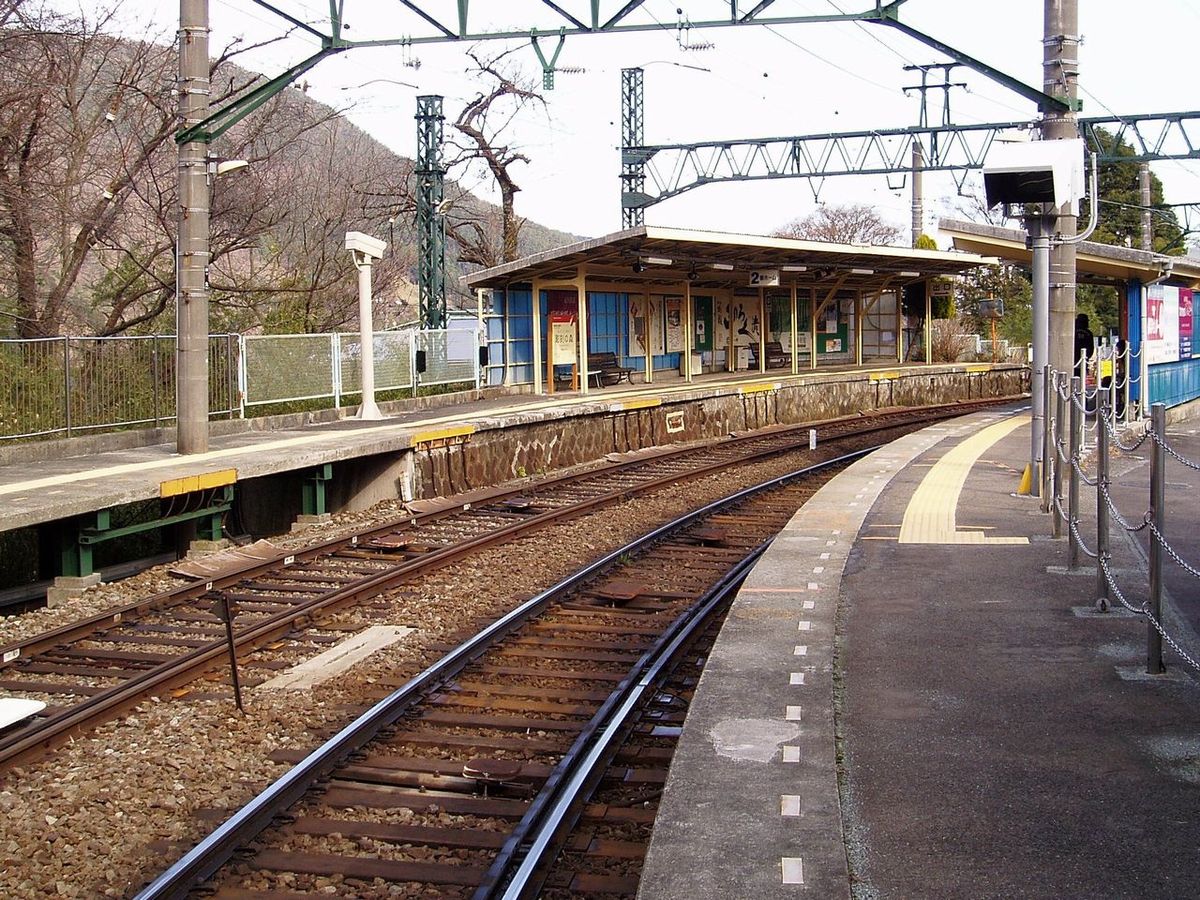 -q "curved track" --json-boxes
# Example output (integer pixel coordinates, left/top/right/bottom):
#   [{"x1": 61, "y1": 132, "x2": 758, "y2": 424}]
[
  {"x1": 0, "y1": 400, "x2": 1011, "y2": 772},
  {"x1": 135, "y1": 447, "x2": 872, "y2": 899}
]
